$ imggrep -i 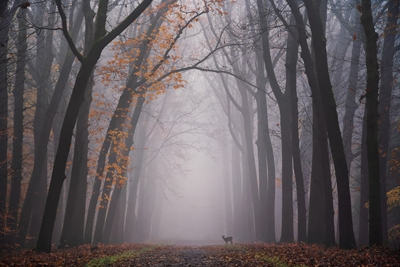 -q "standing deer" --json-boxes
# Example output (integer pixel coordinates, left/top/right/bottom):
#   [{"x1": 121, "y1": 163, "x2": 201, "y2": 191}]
[{"x1": 222, "y1": 235, "x2": 233, "y2": 244}]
